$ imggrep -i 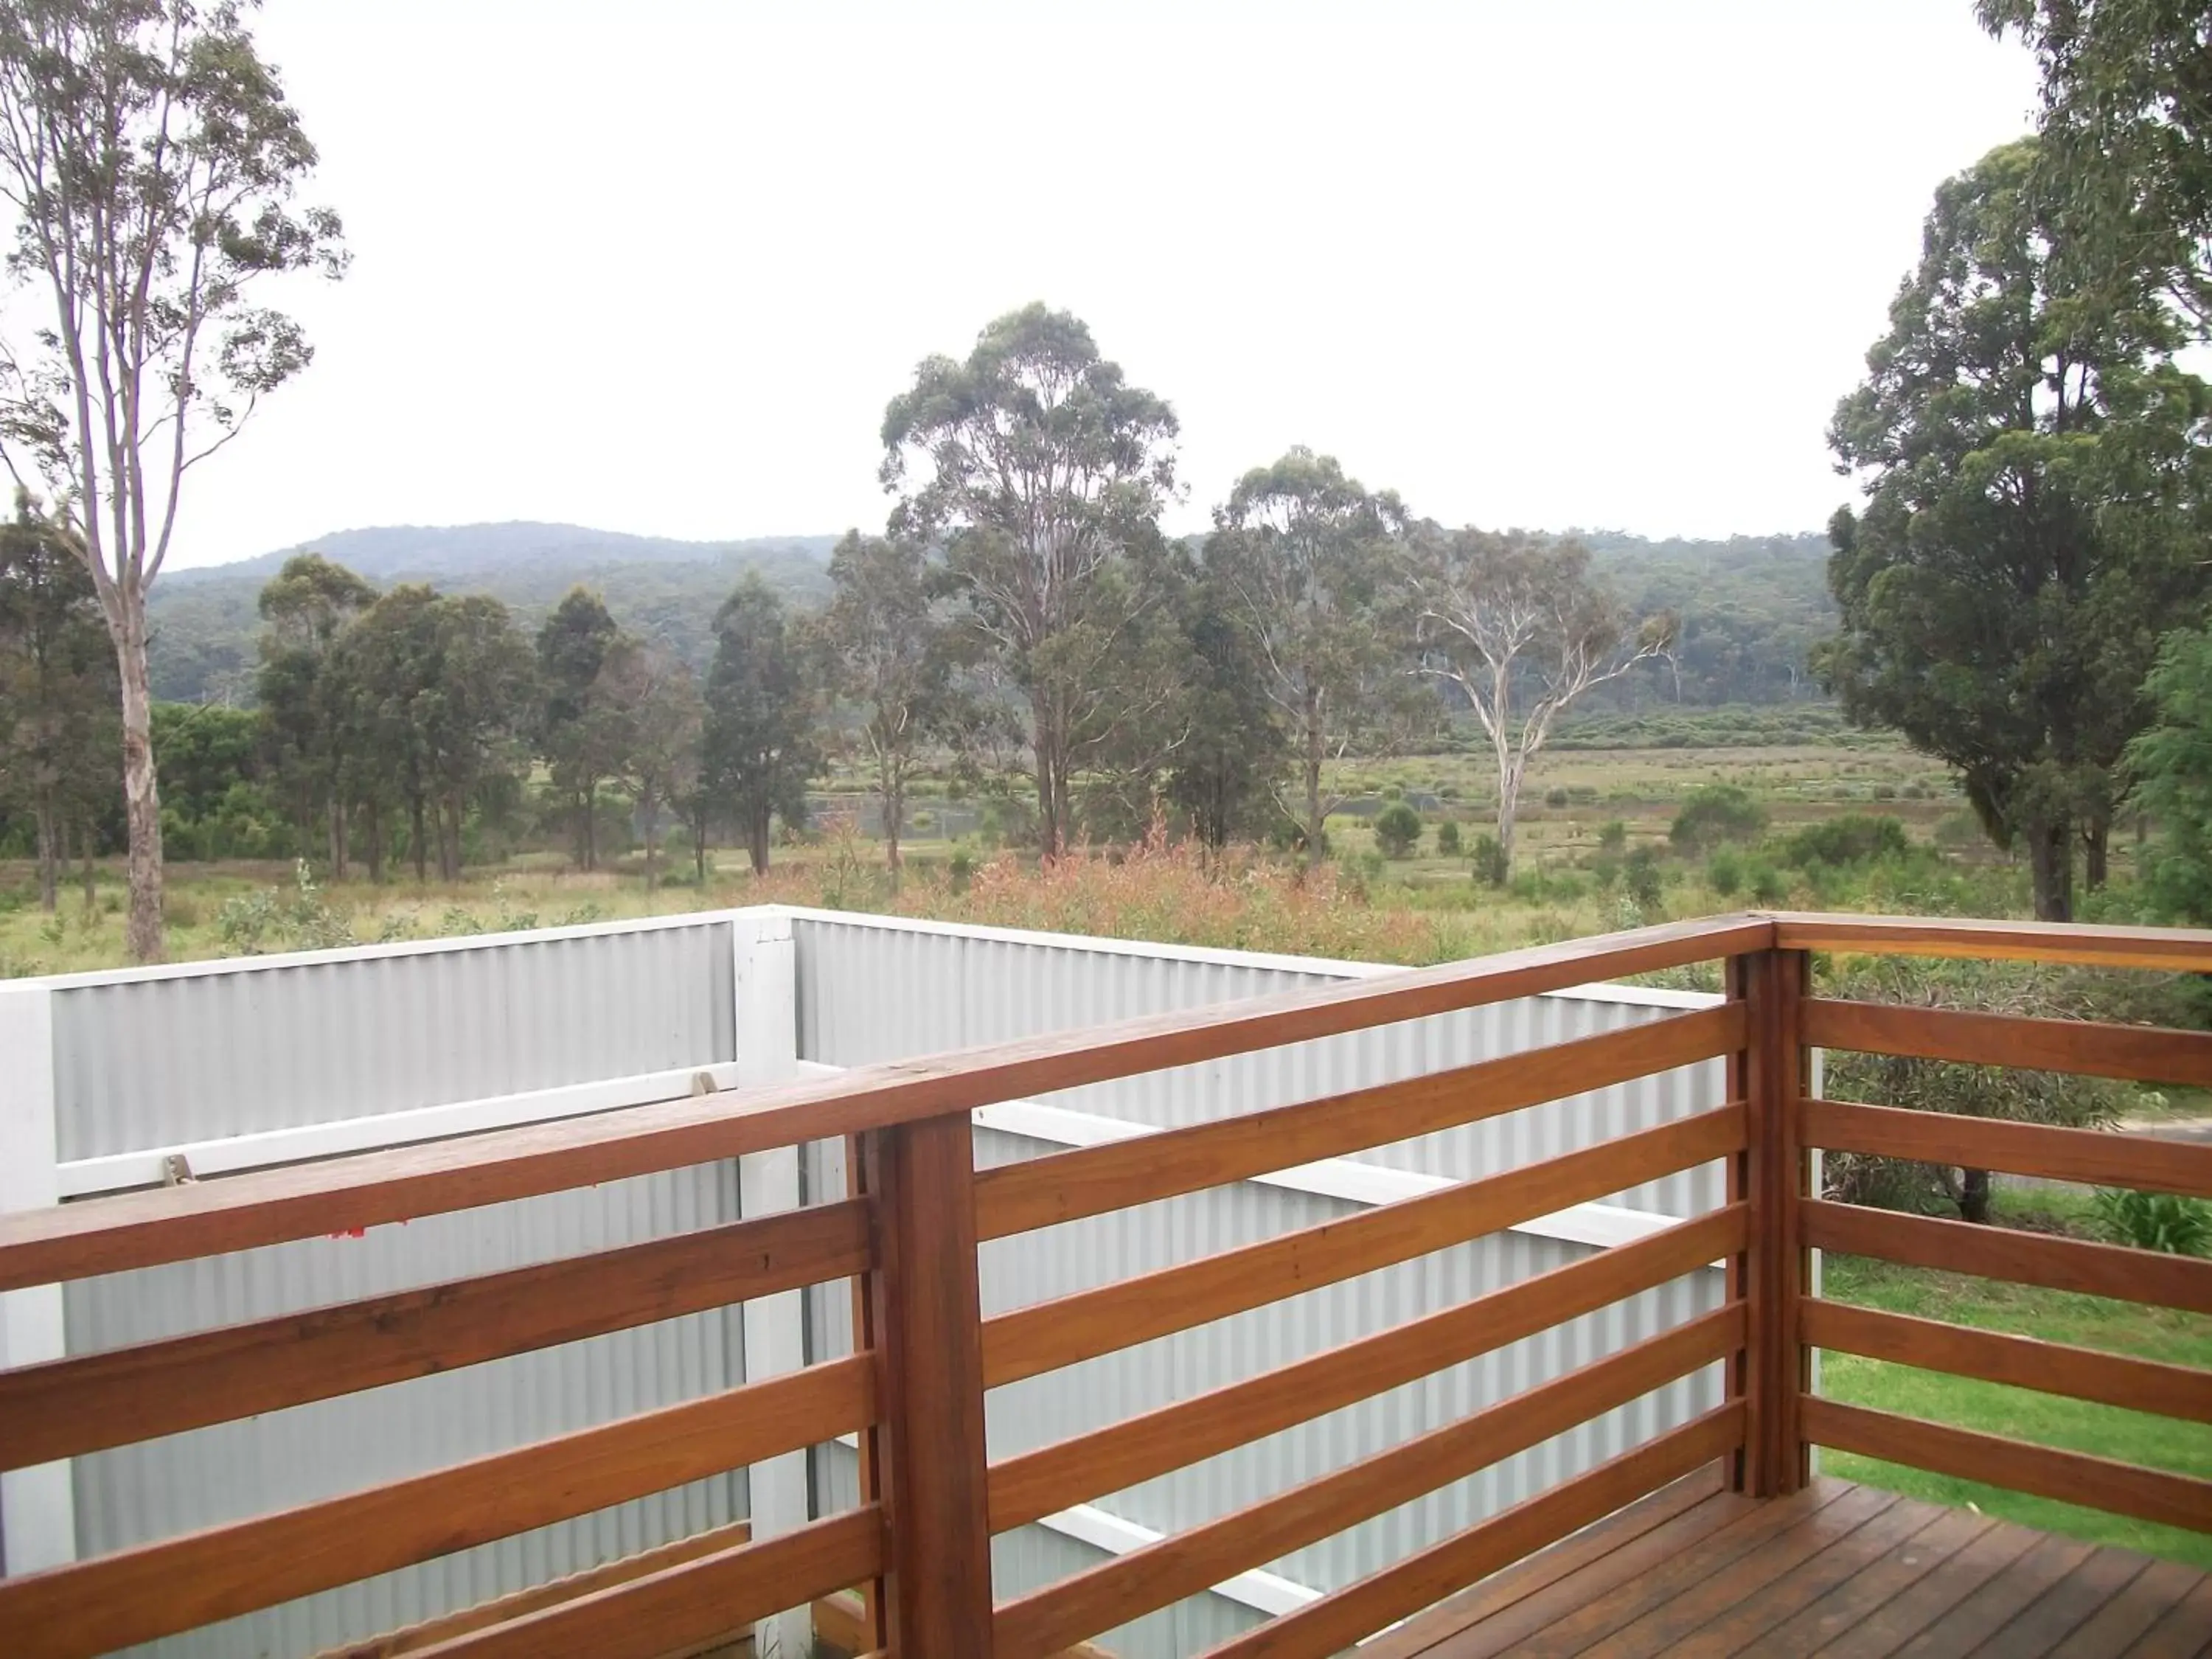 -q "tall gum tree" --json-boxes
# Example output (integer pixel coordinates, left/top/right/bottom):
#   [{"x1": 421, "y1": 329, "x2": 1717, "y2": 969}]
[
  {"x1": 1207, "y1": 448, "x2": 1424, "y2": 871},
  {"x1": 0, "y1": 0, "x2": 344, "y2": 960},
  {"x1": 1824, "y1": 139, "x2": 2208, "y2": 921},
  {"x1": 1413, "y1": 527, "x2": 1671, "y2": 880},
  {"x1": 880, "y1": 303, "x2": 1180, "y2": 860}
]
